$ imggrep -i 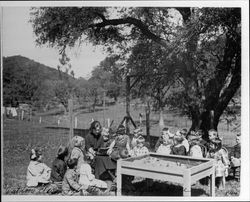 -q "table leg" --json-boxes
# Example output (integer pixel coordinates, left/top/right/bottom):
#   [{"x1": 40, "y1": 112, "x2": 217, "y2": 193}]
[
  {"x1": 183, "y1": 170, "x2": 191, "y2": 197},
  {"x1": 117, "y1": 160, "x2": 122, "y2": 196},
  {"x1": 210, "y1": 171, "x2": 215, "y2": 196}
]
